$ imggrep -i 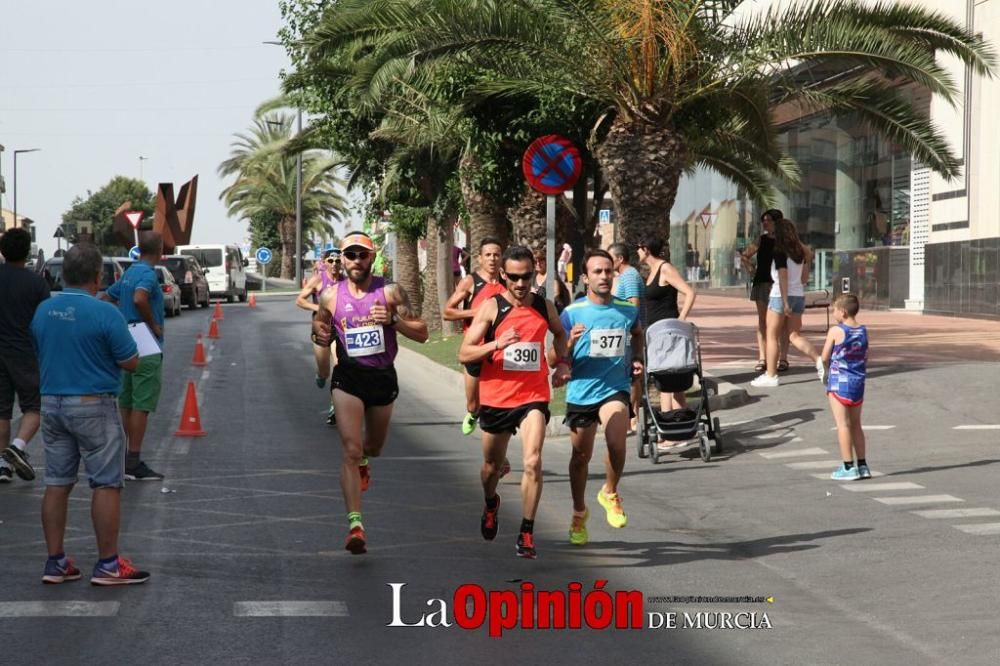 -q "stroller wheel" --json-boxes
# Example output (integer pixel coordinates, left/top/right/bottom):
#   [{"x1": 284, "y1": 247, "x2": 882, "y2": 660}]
[
  {"x1": 636, "y1": 407, "x2": 649, "y2": 459},
  {"x1": 699, "y1": 433, "x2": 712, "y2": 463},
  {"x1": 711, "y1": 416, "x2": 723, "y2": 453}
]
